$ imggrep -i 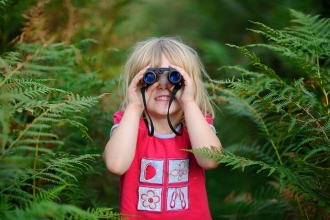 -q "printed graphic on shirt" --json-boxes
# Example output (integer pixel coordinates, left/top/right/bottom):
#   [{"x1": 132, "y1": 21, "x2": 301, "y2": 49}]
[
  {"x1": 140, "y1": 158, "x2": 164, "y2": 184},
  {"x1": 167, "y1": 186, "x2": 189, "y2": 211},
  {"x1": 168, "y1": 159, "x2": 189, "y2": 183},
  {"x1": 137, "y1": 186, "x2": 162, "y2": 212}
]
